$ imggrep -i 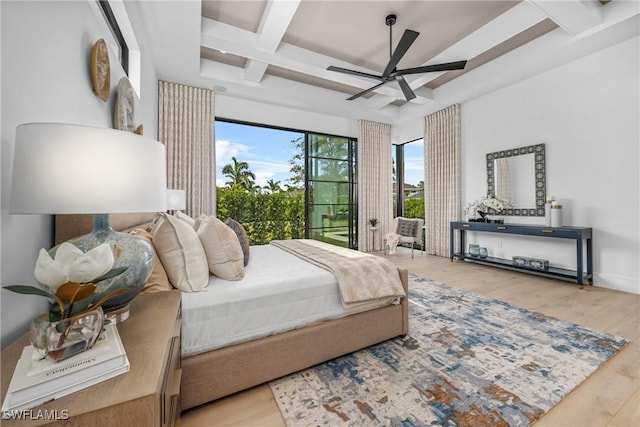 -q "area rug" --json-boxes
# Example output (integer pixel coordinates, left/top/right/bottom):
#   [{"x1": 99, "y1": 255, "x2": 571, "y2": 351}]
[{"x1": 270, "y1": 275, "x2": 628, "y2": 426}]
